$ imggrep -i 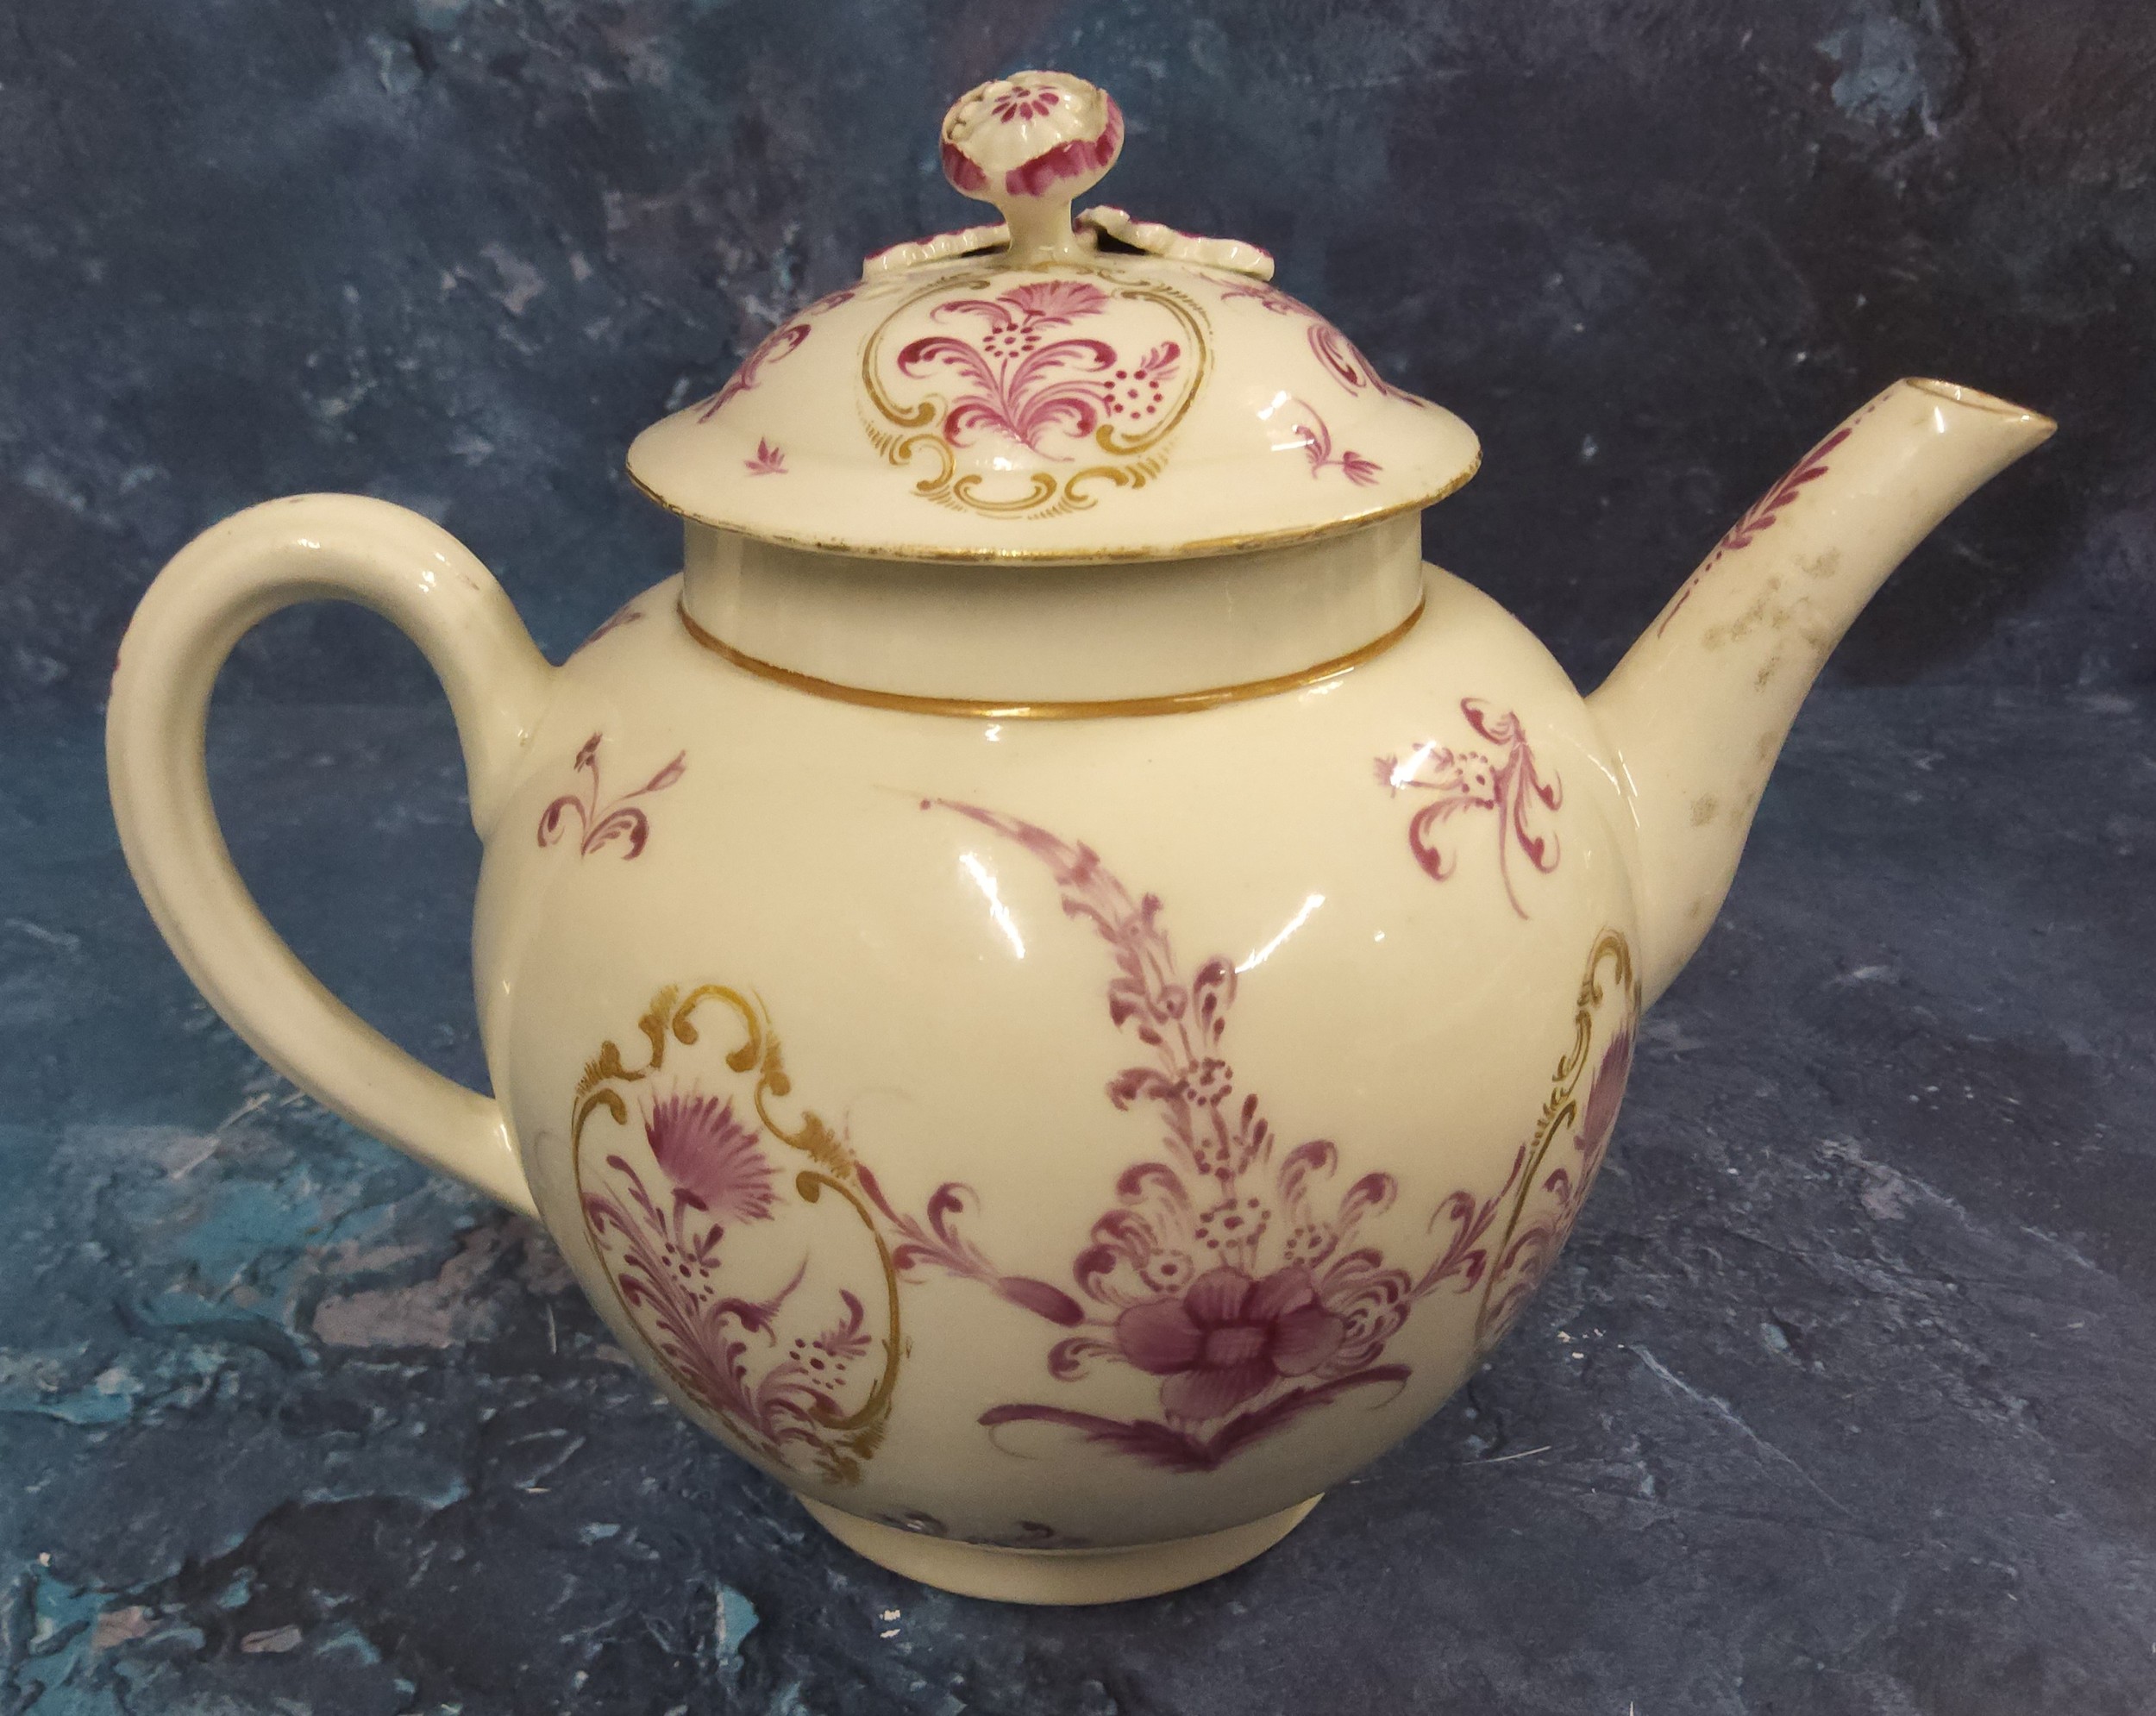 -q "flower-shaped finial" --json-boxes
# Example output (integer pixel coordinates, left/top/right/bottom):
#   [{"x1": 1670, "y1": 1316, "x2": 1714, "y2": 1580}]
[{"x1": 940, "y1": 72, "x2": 1124, "y2": 264}]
